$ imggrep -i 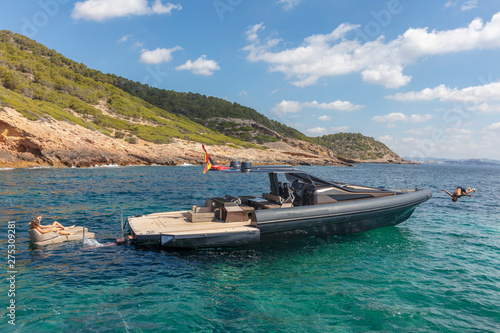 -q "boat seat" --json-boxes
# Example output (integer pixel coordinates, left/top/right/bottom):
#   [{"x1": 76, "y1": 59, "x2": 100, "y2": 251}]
[
  {"x1": 222, "y1": 202, "x2": 250, "y2": 223},
  {"x1": 192, "y1": 205, "x2": 212, "y2": 214},
  {"x1": 211, "y1": 197, "x2": 232, "y2": 210},
  {"x1": 188, "y1": 201, "x2": 215, "y2": 223},
  {"x1": 187, "y1": 210, "x2": 215, "y2": 222},
  {"x1": 262, "y1": 193, "x2": 283, "y2": 204},
  {"x1": 262, "y1": 193, "x2": 293, "y2": 208}
]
